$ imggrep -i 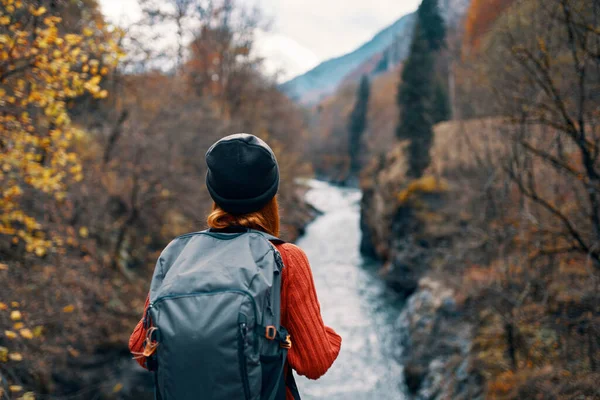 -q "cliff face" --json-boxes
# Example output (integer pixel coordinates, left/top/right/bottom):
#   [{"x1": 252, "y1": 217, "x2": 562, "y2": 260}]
[
  {"x1": 361, "y1": 116, "x2": 600, "y2": 398},
  {"x1": 360, "y1": 145, "x2": 459, "y2": 297},
  {"x1": 359, "y1": 120, "x2": 500, "y2": 398},
  {"x1": 360, "y1": 119, "x2": 504, "y2": 291}
]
